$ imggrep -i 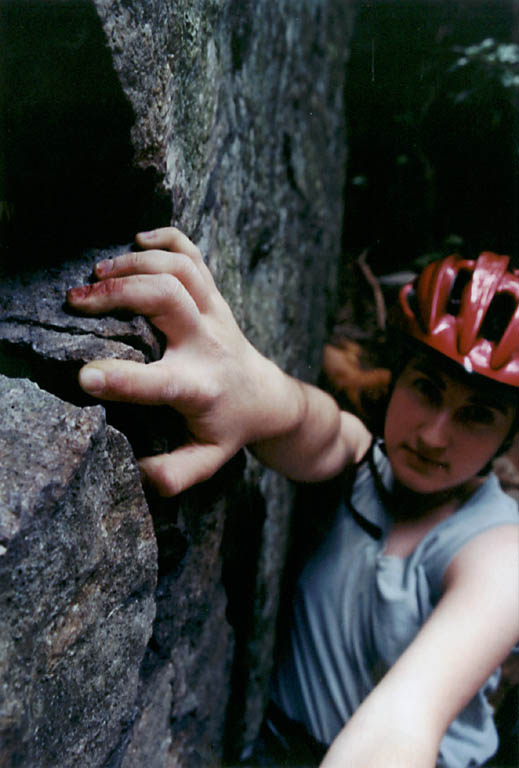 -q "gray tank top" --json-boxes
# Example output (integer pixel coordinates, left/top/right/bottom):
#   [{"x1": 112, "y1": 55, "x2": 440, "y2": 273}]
[{"x1": 272, "y1": 441, "x2": 518, "y2": 767}]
